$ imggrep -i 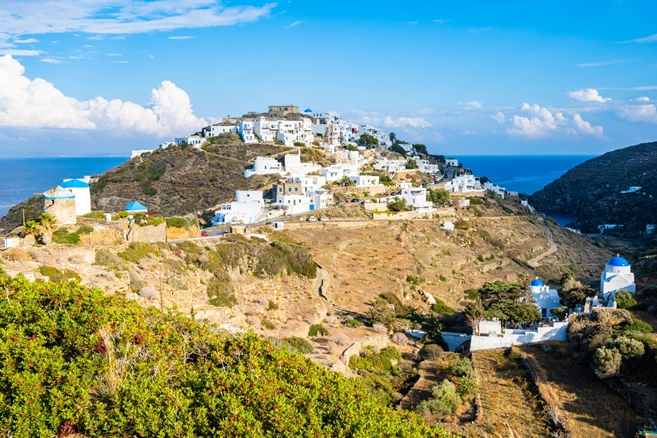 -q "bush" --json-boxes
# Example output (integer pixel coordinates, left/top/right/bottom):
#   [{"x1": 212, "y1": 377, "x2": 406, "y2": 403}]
[
  {"x1": 457, "y1": 376, "x2": 477, "y2": 396},
  {"x1": 82, "y1": 211, "x2": 105, "y2": 220},
  {"x1": 454, "y1": 219, "x2": 471, "y2": 230},
  {"x1": 113, "y1": 211, "x2": 129, "y2": 220},
  {"x1": 419, "y1": 344, "x2": 443, "y2": 360},
  {"x1": 406, "y1": 275, "x2": 424, "y2": 285},
  {"x1": 37, "y1": 266, "x2": 80, "y2": 283},
  {"x1": 345, "y1": 318, "x2": 361, "y2": 328},
  {"x1": 416, "y1": 379, "x2": 461, "y2": 419},
  {"x1": 379, "y1": 292, "x2": 405, "y2": 315},
  {"x1": 615, "y1": 290, "x2": 638, "y2": 309},
  {"x1": 450, "y1": 356, "x2": 475, "y2": 378},
  {"x1": 594, "y1": 346, "x2": 622, "y2": 379},
  {"x1": 611, "y1": 336, "x2": 645, "y2": 359},
  {"x1": 308, "y1": 324, "x2": 329, "y2": 337},
  {"x1": 282, "y1": 337, "x2": 313, "y2": 354},
  {"x1": 267, "y1": 301, "x2": 279, "y2": 311},
  {"x1": 0, "y1": 273, "x2": 444, "y2": 437},
  {"x1": 349, "y1": 346, "x2": 401, "y2": 372},
  {"x1": 624, "y1": 317, "x2": 653, "y2": 334},
  {"x1": 118, "y1": 242, "x2": 158, "y2": 263},
  {"x1": 431, "y1": 299, "x2": 454, "y2": 314},
  {"x1": 77, "y1": 224, "x2": 94, "y2": 235},
  {"x1": 52, "y1": 228, "x2": 81, "y2": 245},
  {"x1": 166, "y1": 217, "x2": 188, "y2": 228},
  {"x1": 94, "y1": 250, "x2": 125, "y2": 272},
  {"x1": 293, "y1": 141, "x2": 306, "y2": 147},
  {"x1": 147, "y1": 217, "x2": 165, "y2": 226},
  {"x1": 207, "y1": 277, "x2": 237, "y2": 308},
  {"x1": 387, "y1": 197, "x2": 408, "y2": 212}
]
